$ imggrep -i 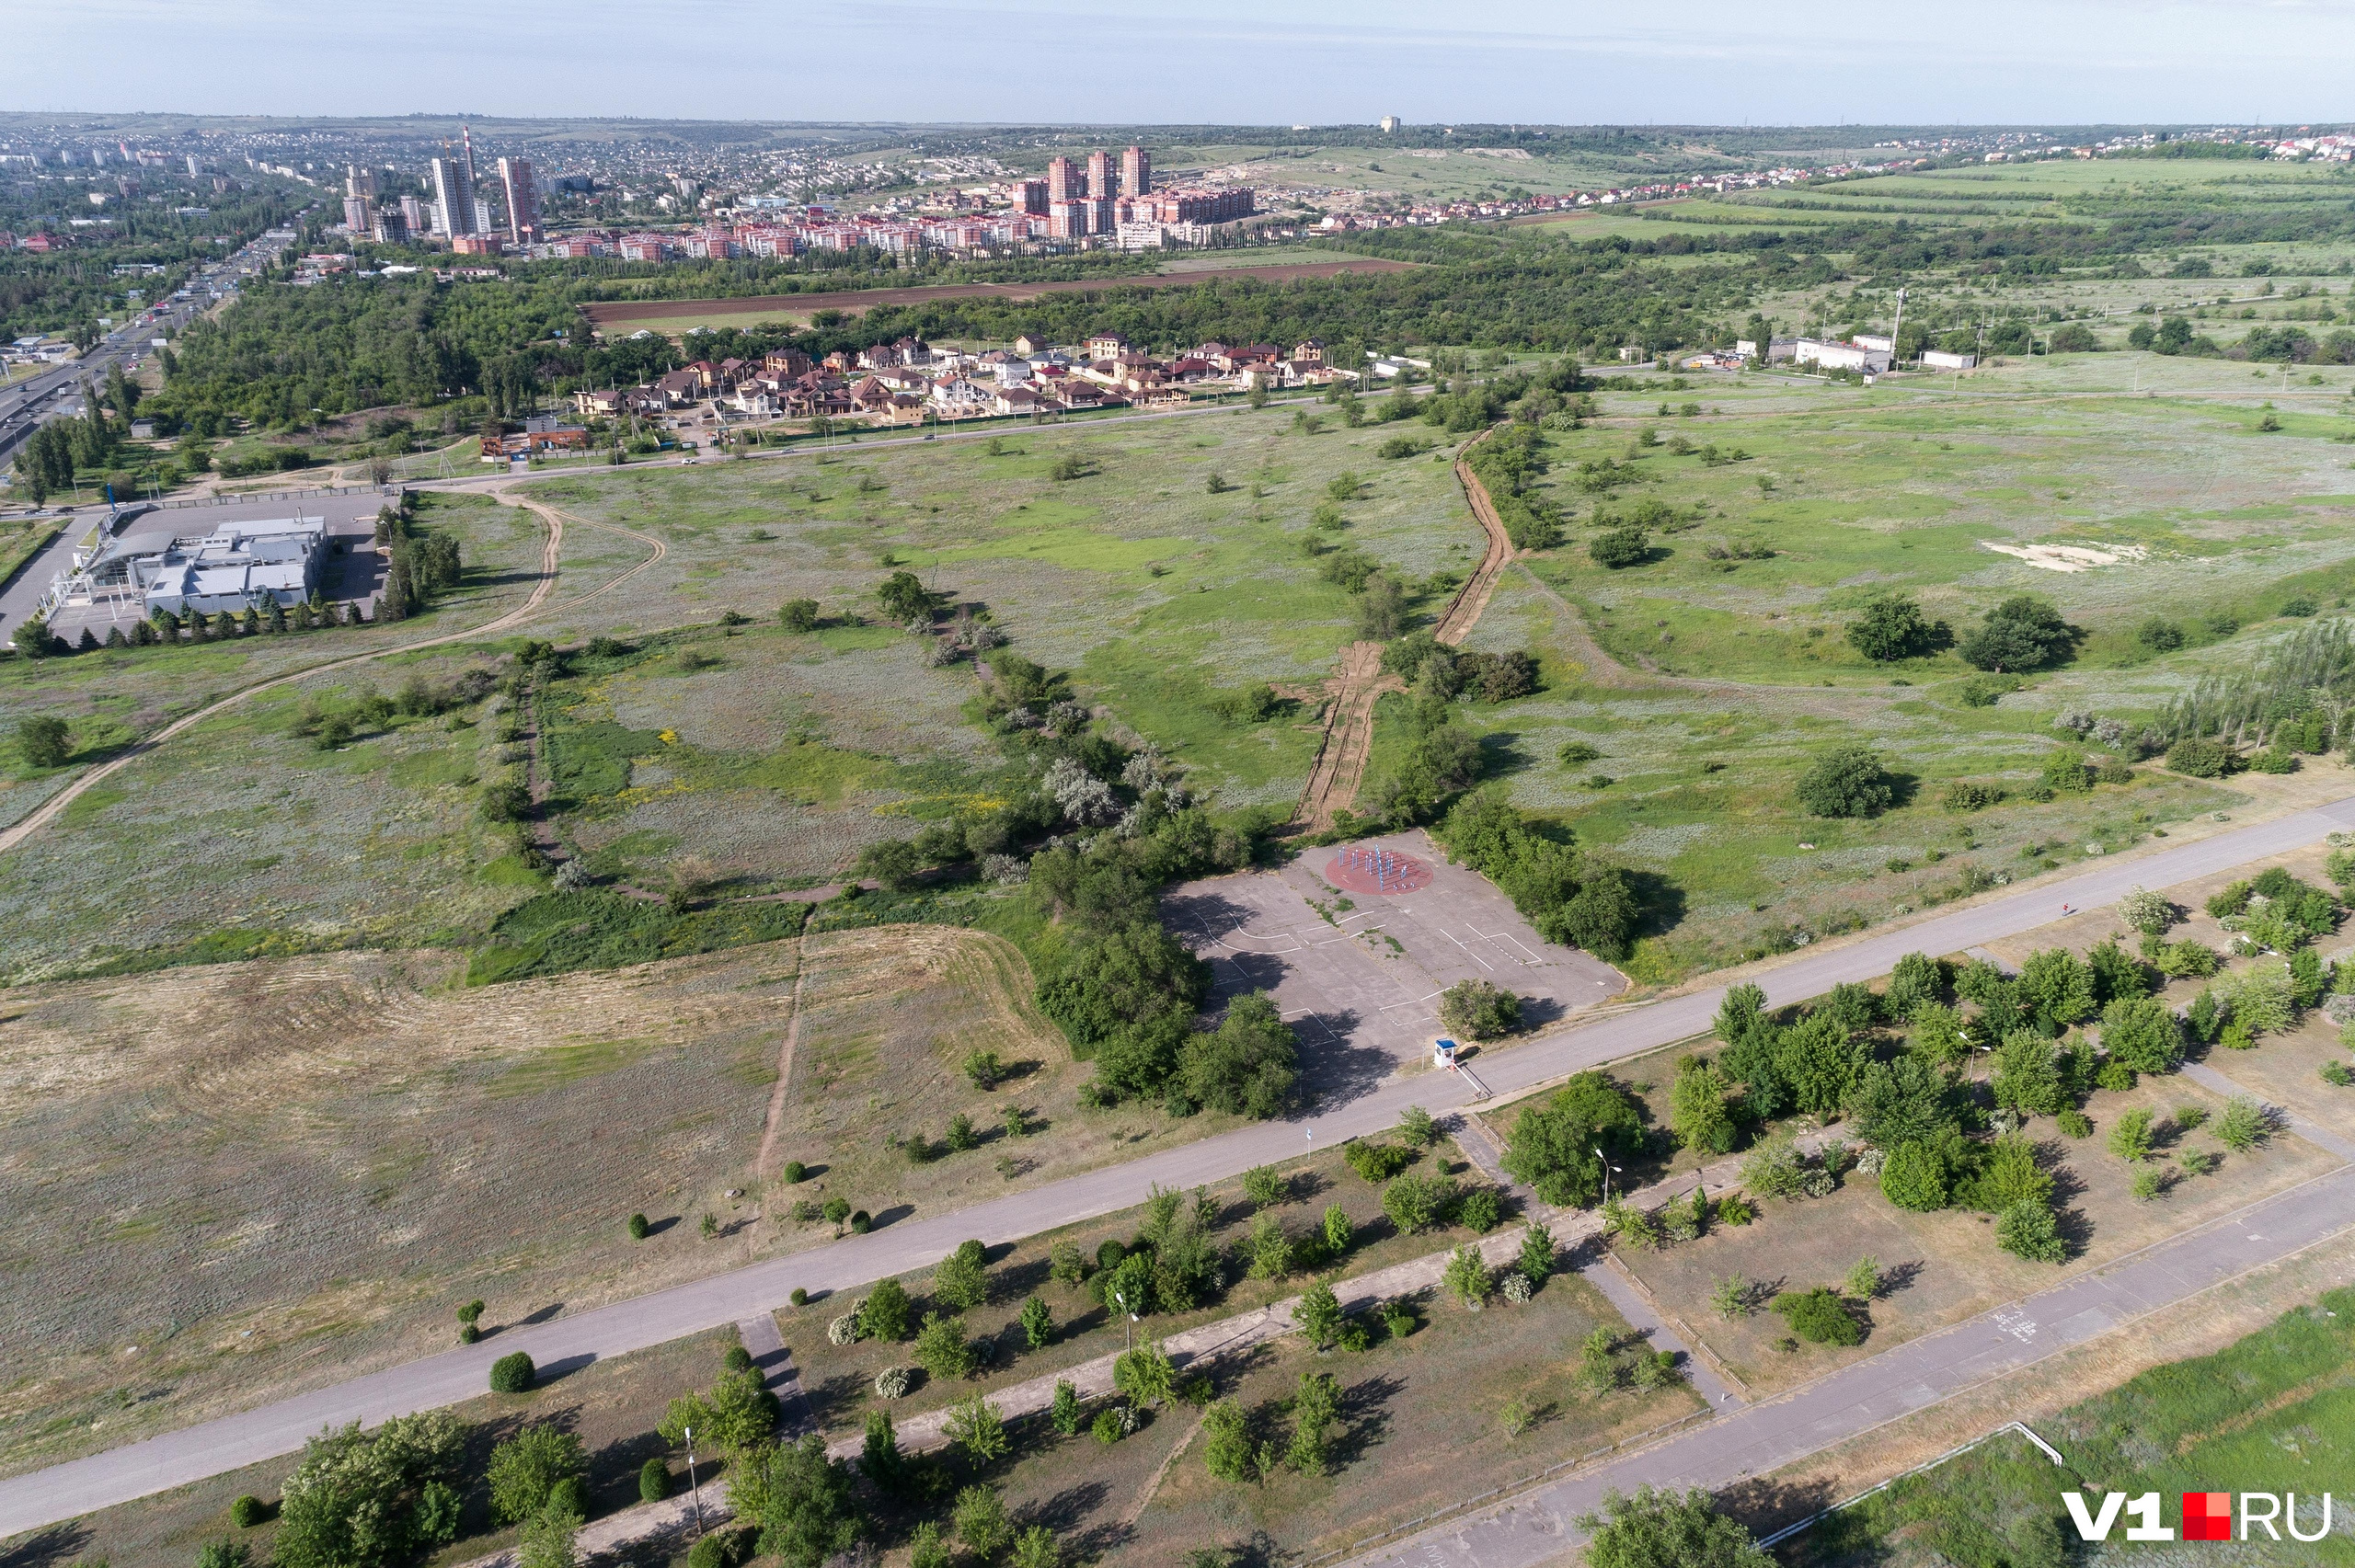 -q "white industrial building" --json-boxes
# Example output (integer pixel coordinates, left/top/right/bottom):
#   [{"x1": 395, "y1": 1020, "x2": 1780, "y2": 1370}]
[
  {"x1": 1794, "y1": 338, "x2": 1894, "y2": 373},
  {"x1": 45, "y1": 514, "x2": 329, "y2": 628},
  {"x1": 1923, "y1": 349, "x2": 1979, "y2": 370}
]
